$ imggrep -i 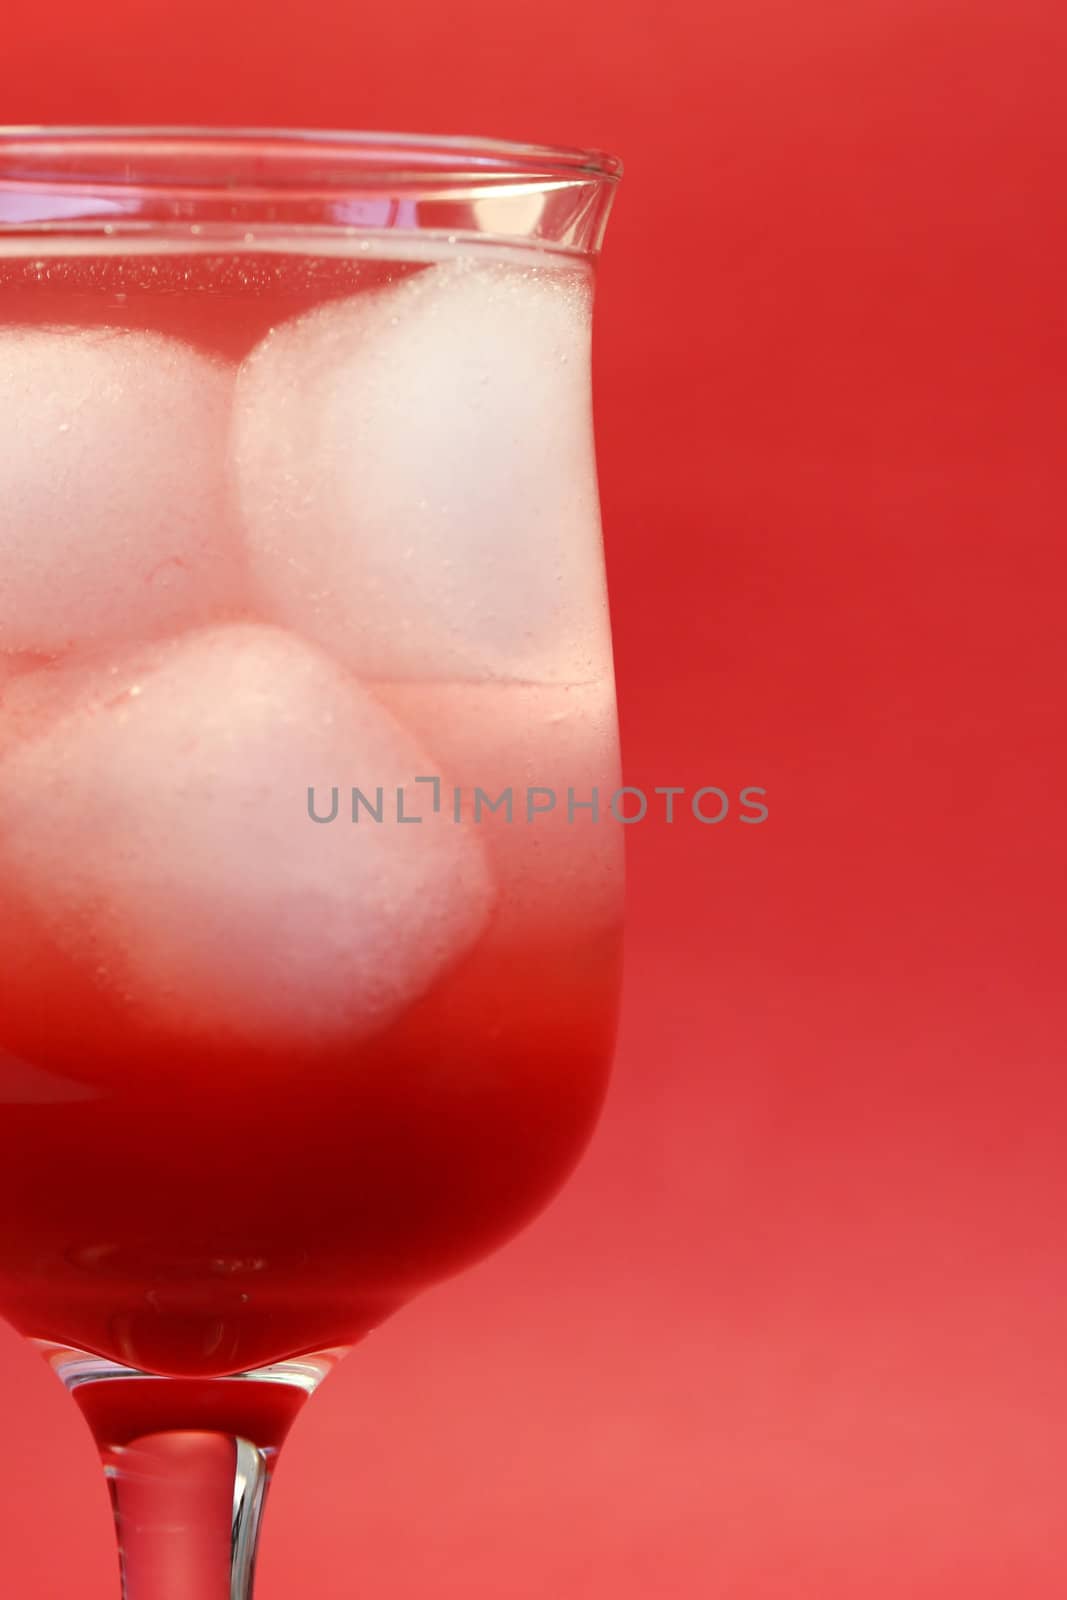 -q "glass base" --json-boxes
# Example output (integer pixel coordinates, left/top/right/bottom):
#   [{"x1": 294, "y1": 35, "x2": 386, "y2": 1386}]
[{"x1": 34, "y1": 1340, "x2": 347, "y2": 1599}]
